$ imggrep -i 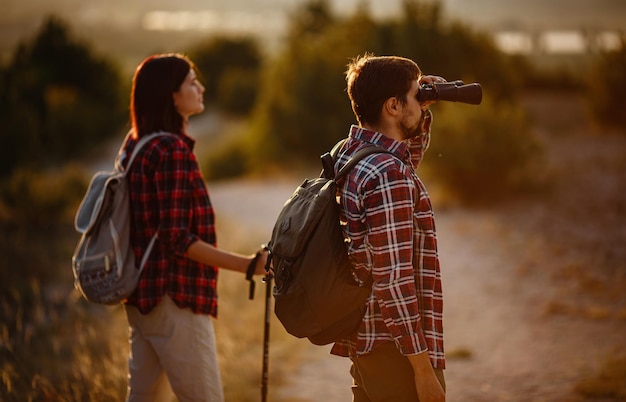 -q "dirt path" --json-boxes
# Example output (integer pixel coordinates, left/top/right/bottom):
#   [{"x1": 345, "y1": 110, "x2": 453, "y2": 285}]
[{"x1": 208, "y1": 93, "x2": 626, "y2": 401}]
